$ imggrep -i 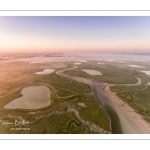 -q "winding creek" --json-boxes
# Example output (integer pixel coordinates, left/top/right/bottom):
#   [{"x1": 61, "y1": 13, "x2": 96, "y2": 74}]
[{"x1": 56, "y1": 66, "x2": 150, "y2": 134}]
